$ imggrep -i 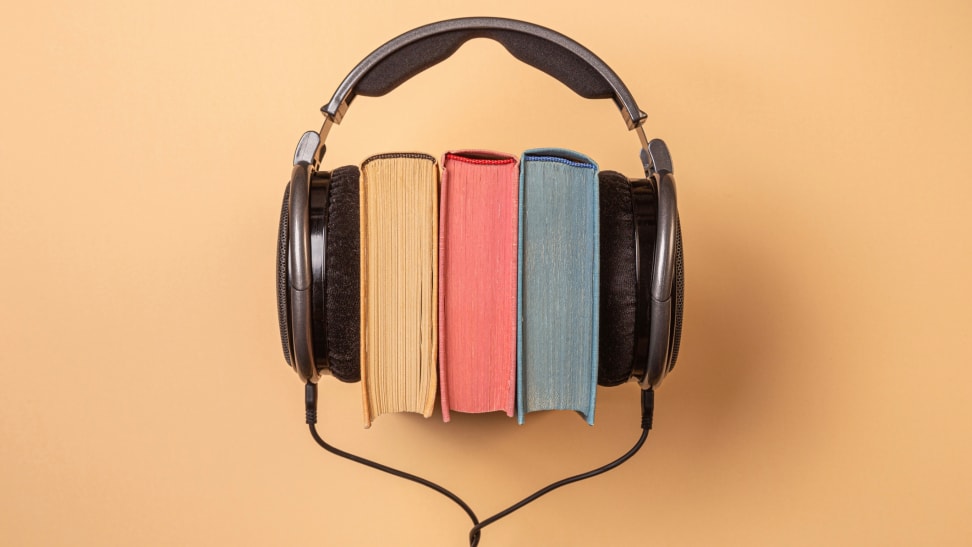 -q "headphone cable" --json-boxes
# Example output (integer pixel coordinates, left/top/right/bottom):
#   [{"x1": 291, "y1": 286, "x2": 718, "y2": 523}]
[
  {"x1": 305, "y1": 383, "x2": 480, "y2": 526},
  {"x1": 304, "y1": 383, "x2": 654, "y2": 546}
]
